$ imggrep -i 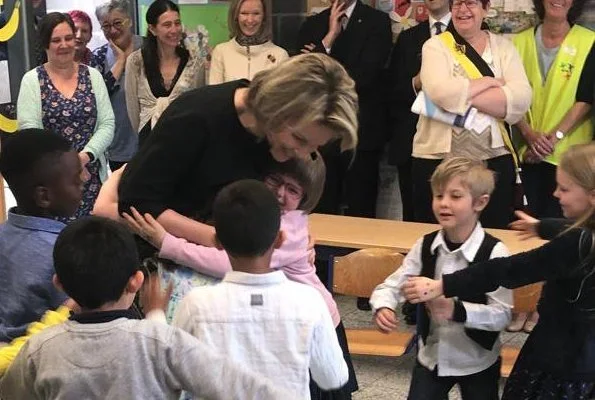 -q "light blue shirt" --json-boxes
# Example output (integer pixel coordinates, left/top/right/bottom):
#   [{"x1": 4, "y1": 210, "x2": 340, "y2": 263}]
[{"x1": 0, "y1": 208, "x2": 67, "y2": 342}]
